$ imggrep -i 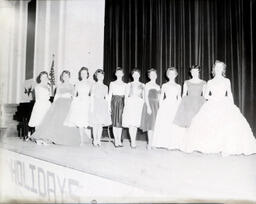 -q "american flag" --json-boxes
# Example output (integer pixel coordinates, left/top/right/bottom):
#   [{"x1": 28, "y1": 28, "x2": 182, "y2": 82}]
[{"x1": 49, "y1": 54, "x2": 55, "y2": 96}]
